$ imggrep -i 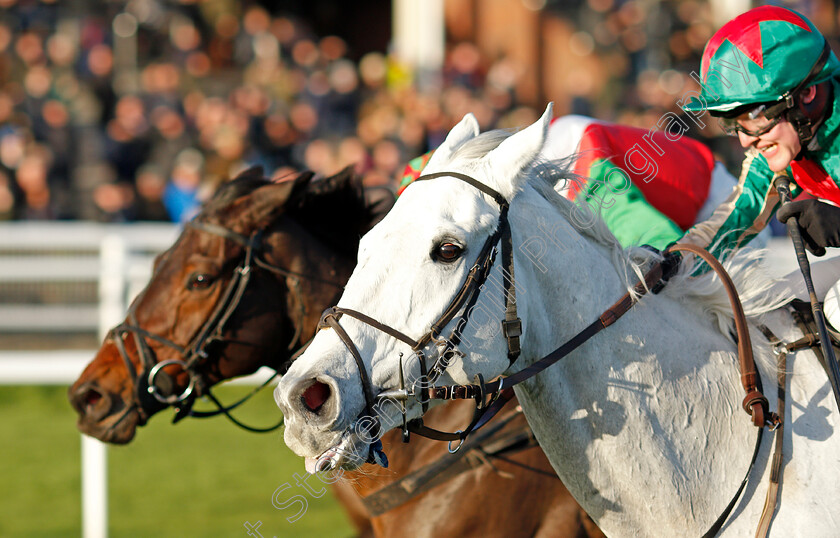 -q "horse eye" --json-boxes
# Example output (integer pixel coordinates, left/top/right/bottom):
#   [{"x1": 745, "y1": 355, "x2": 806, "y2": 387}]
[
  {"x1": 186, "y1": 272, "x2": 214, "y2": 290},
  {"x1": 436, "y1": 243, "x2": 463, "y2": 262}
]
